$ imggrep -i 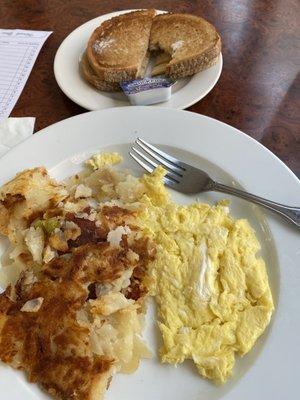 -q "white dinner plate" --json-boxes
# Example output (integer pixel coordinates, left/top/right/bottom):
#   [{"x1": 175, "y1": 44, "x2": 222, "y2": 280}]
[
  {"x1": 0, "y1": 107, "x2": 299, "y2": 400},
  {"x1": 54, "y1": 9, "x2": 223, "y2": 111}
]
